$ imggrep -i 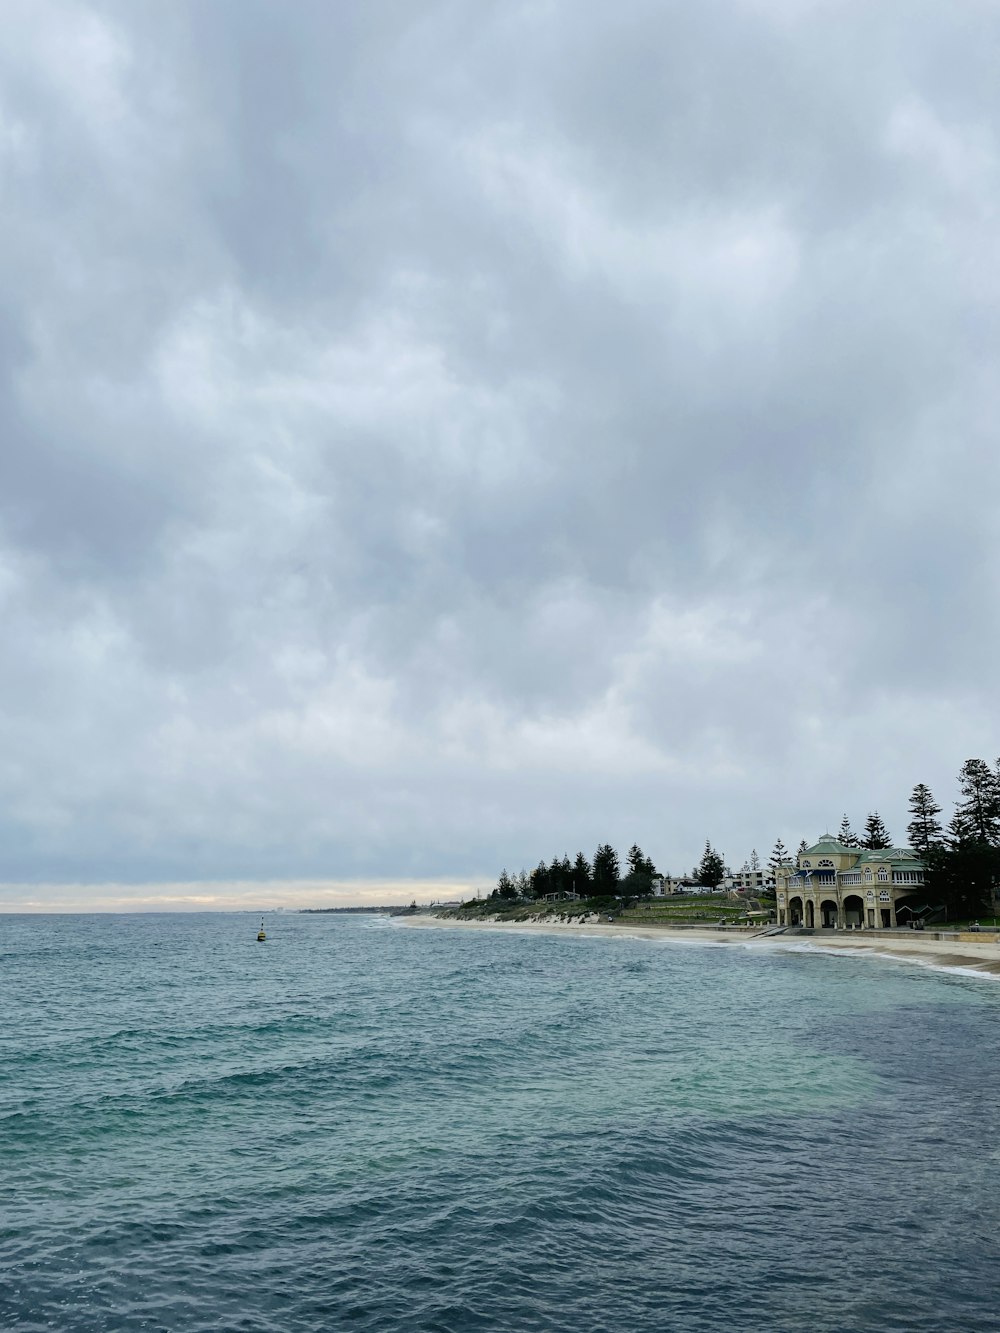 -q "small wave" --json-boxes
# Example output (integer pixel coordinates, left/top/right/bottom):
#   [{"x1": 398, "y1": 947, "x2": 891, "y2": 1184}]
[{"x1": 762, "y1": 938, "x2": 1000, "y2": 982}]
